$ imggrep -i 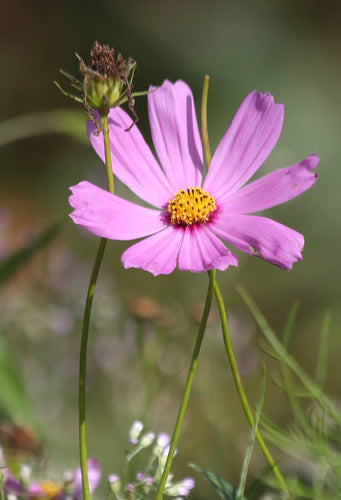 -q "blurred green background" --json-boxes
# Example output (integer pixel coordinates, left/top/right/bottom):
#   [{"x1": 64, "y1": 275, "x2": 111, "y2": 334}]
[{"x1": 1, "y1": 0, "x2": 341, "y2": 497}]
